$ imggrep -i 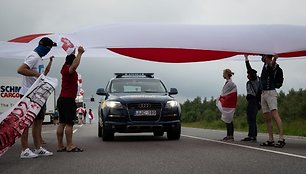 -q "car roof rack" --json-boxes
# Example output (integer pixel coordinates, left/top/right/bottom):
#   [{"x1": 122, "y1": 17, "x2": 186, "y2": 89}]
[{"x1": 115, "y1": 73, "x2": 154, "y2": 78}]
